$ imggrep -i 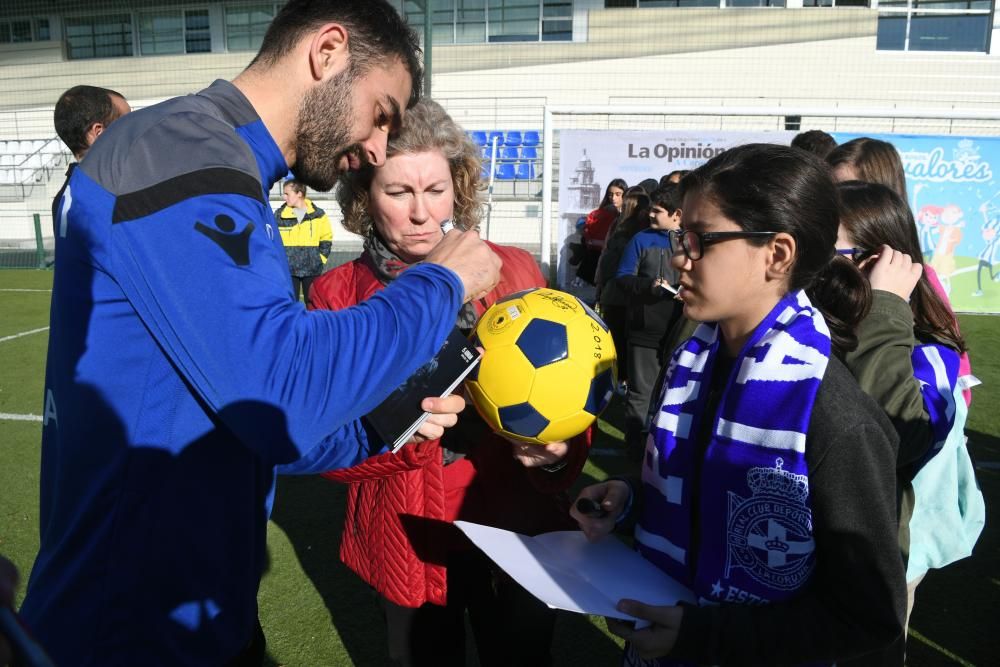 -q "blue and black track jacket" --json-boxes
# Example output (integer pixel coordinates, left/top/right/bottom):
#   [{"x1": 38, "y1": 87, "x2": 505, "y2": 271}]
[
  {"x1": 22, "y1": 79, "x2": 463, "y2": 666},
  {"x1": 615, "y1": 227, "x2": 681, "y2": 348}
]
